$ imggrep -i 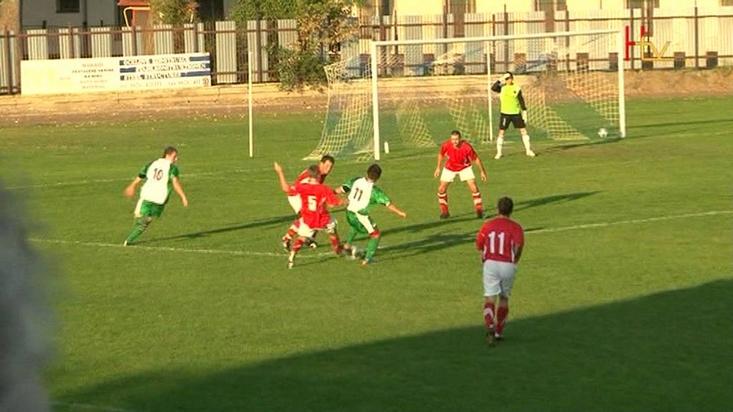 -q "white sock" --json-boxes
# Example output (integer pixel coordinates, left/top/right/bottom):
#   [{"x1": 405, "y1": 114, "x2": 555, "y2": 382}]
[
  {"x1": 496, "y1": 137, "x2": 504, "y2": 155},
  {"x1": 521, "y1": 134, "x2": 532, "y2": 151}
]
